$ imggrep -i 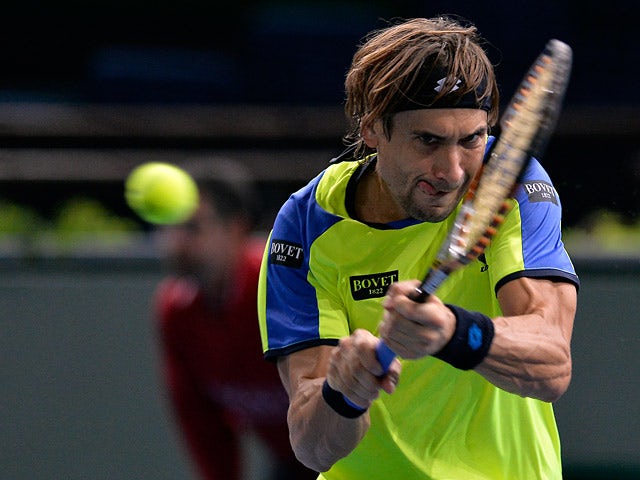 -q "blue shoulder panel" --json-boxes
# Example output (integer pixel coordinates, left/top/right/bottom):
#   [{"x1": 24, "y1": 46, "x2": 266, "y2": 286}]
[
  {"x1": 264, "y1": 171, "x2": 343, "y2": 354},
  {"x1": 513, "y1": 158, "x2": 578, "y2": 282}
]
